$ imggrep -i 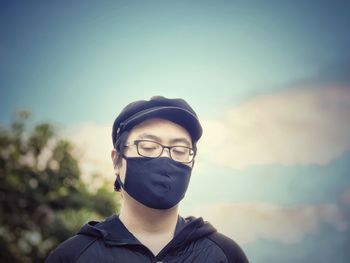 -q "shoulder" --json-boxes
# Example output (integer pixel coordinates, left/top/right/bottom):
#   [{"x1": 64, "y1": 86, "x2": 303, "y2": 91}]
[
  {"x1": 207, "y1": 232, "x2": 249, "y2": 263},
  {"x1": 45, "y1": 234, "x2": 98, "y2": 263}
]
